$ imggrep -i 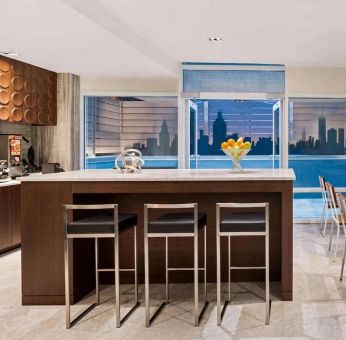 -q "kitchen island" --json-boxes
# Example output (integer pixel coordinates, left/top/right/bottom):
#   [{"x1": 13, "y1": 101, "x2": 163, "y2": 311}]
[{"x1": 20, "y1": 168, "x2": 295, "y2": 305}]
